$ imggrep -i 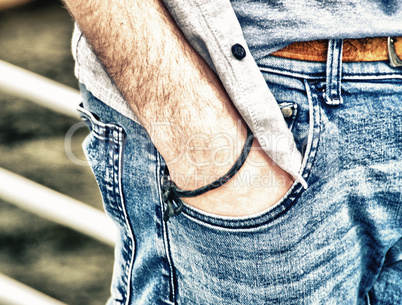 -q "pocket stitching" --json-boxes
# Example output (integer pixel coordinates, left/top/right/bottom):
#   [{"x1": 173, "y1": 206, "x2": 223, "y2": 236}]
[{"x1": 79, "y1": 104, "x2": 135, "y2": 303}]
